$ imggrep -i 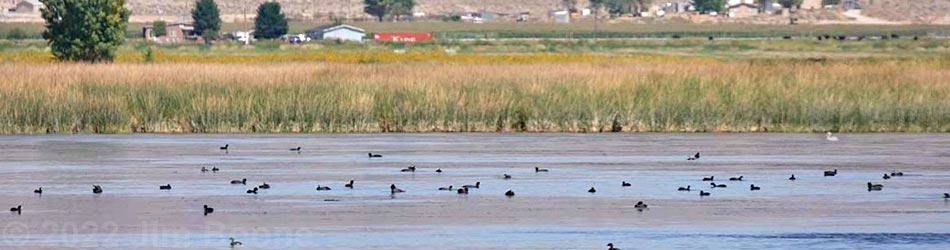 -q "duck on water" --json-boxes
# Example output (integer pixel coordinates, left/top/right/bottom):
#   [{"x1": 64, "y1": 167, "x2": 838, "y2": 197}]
[
  {"x1": 634, "y1": 201, "x2": 648, "y2": 209},
  {"x1": 391, "y1": 184, "x2": 405, "y2": 193},
  {"x1": 462, "y1": 182, "x2": 480, "y2": 189},
  {"x1": 607, "y1": 243, "x2": 620, "y2": 250},
  {"x1": 826, "y1": 132, "x2": 839, "y2": 142},
  {"x1": 687, "y1": 152, "x2": 701, "y2": 161},
  {"x1": 229, "y1": 237, "x2": 242, "y2": 248},
  {"x1": 824, "y1": 169, "x2": 838, "y2": 177}
]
